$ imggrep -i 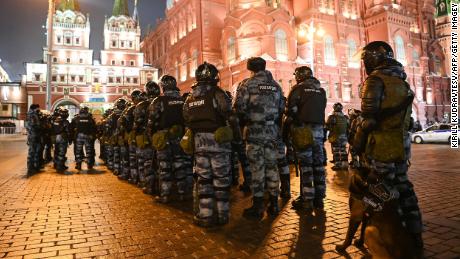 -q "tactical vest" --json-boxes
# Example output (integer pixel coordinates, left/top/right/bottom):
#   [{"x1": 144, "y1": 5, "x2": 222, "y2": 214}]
[
  {"x1": 186, "y1": 87, "x2": 225, "y2": 132},
  {"x1": 124, "y1": 106, "x2": 136, "y2": 132},
  {"x1": 296, "y1": 84, "x2": 326, "y2": 124},
  {"x1": 158, "y1": 96, "x2": 185, "y2": 130},
  {"x1": 331, "y1": 114, "x2": 348, "y2": 136},
  {"x1": 247, "y1": 82, "x2": 281, "y2": 123},
  {"x1": 134, "y1": 101, "x2": 150, "y2": 132},
  {"x1": 52, "y1": 118, "x2": 66, "y2": 135},
  {"x1": 76, "y1": 115, "x2": 94, "y2": 134},
  {"x1": 373, "y1": 73, "x2": 413, "y2": 131}
]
